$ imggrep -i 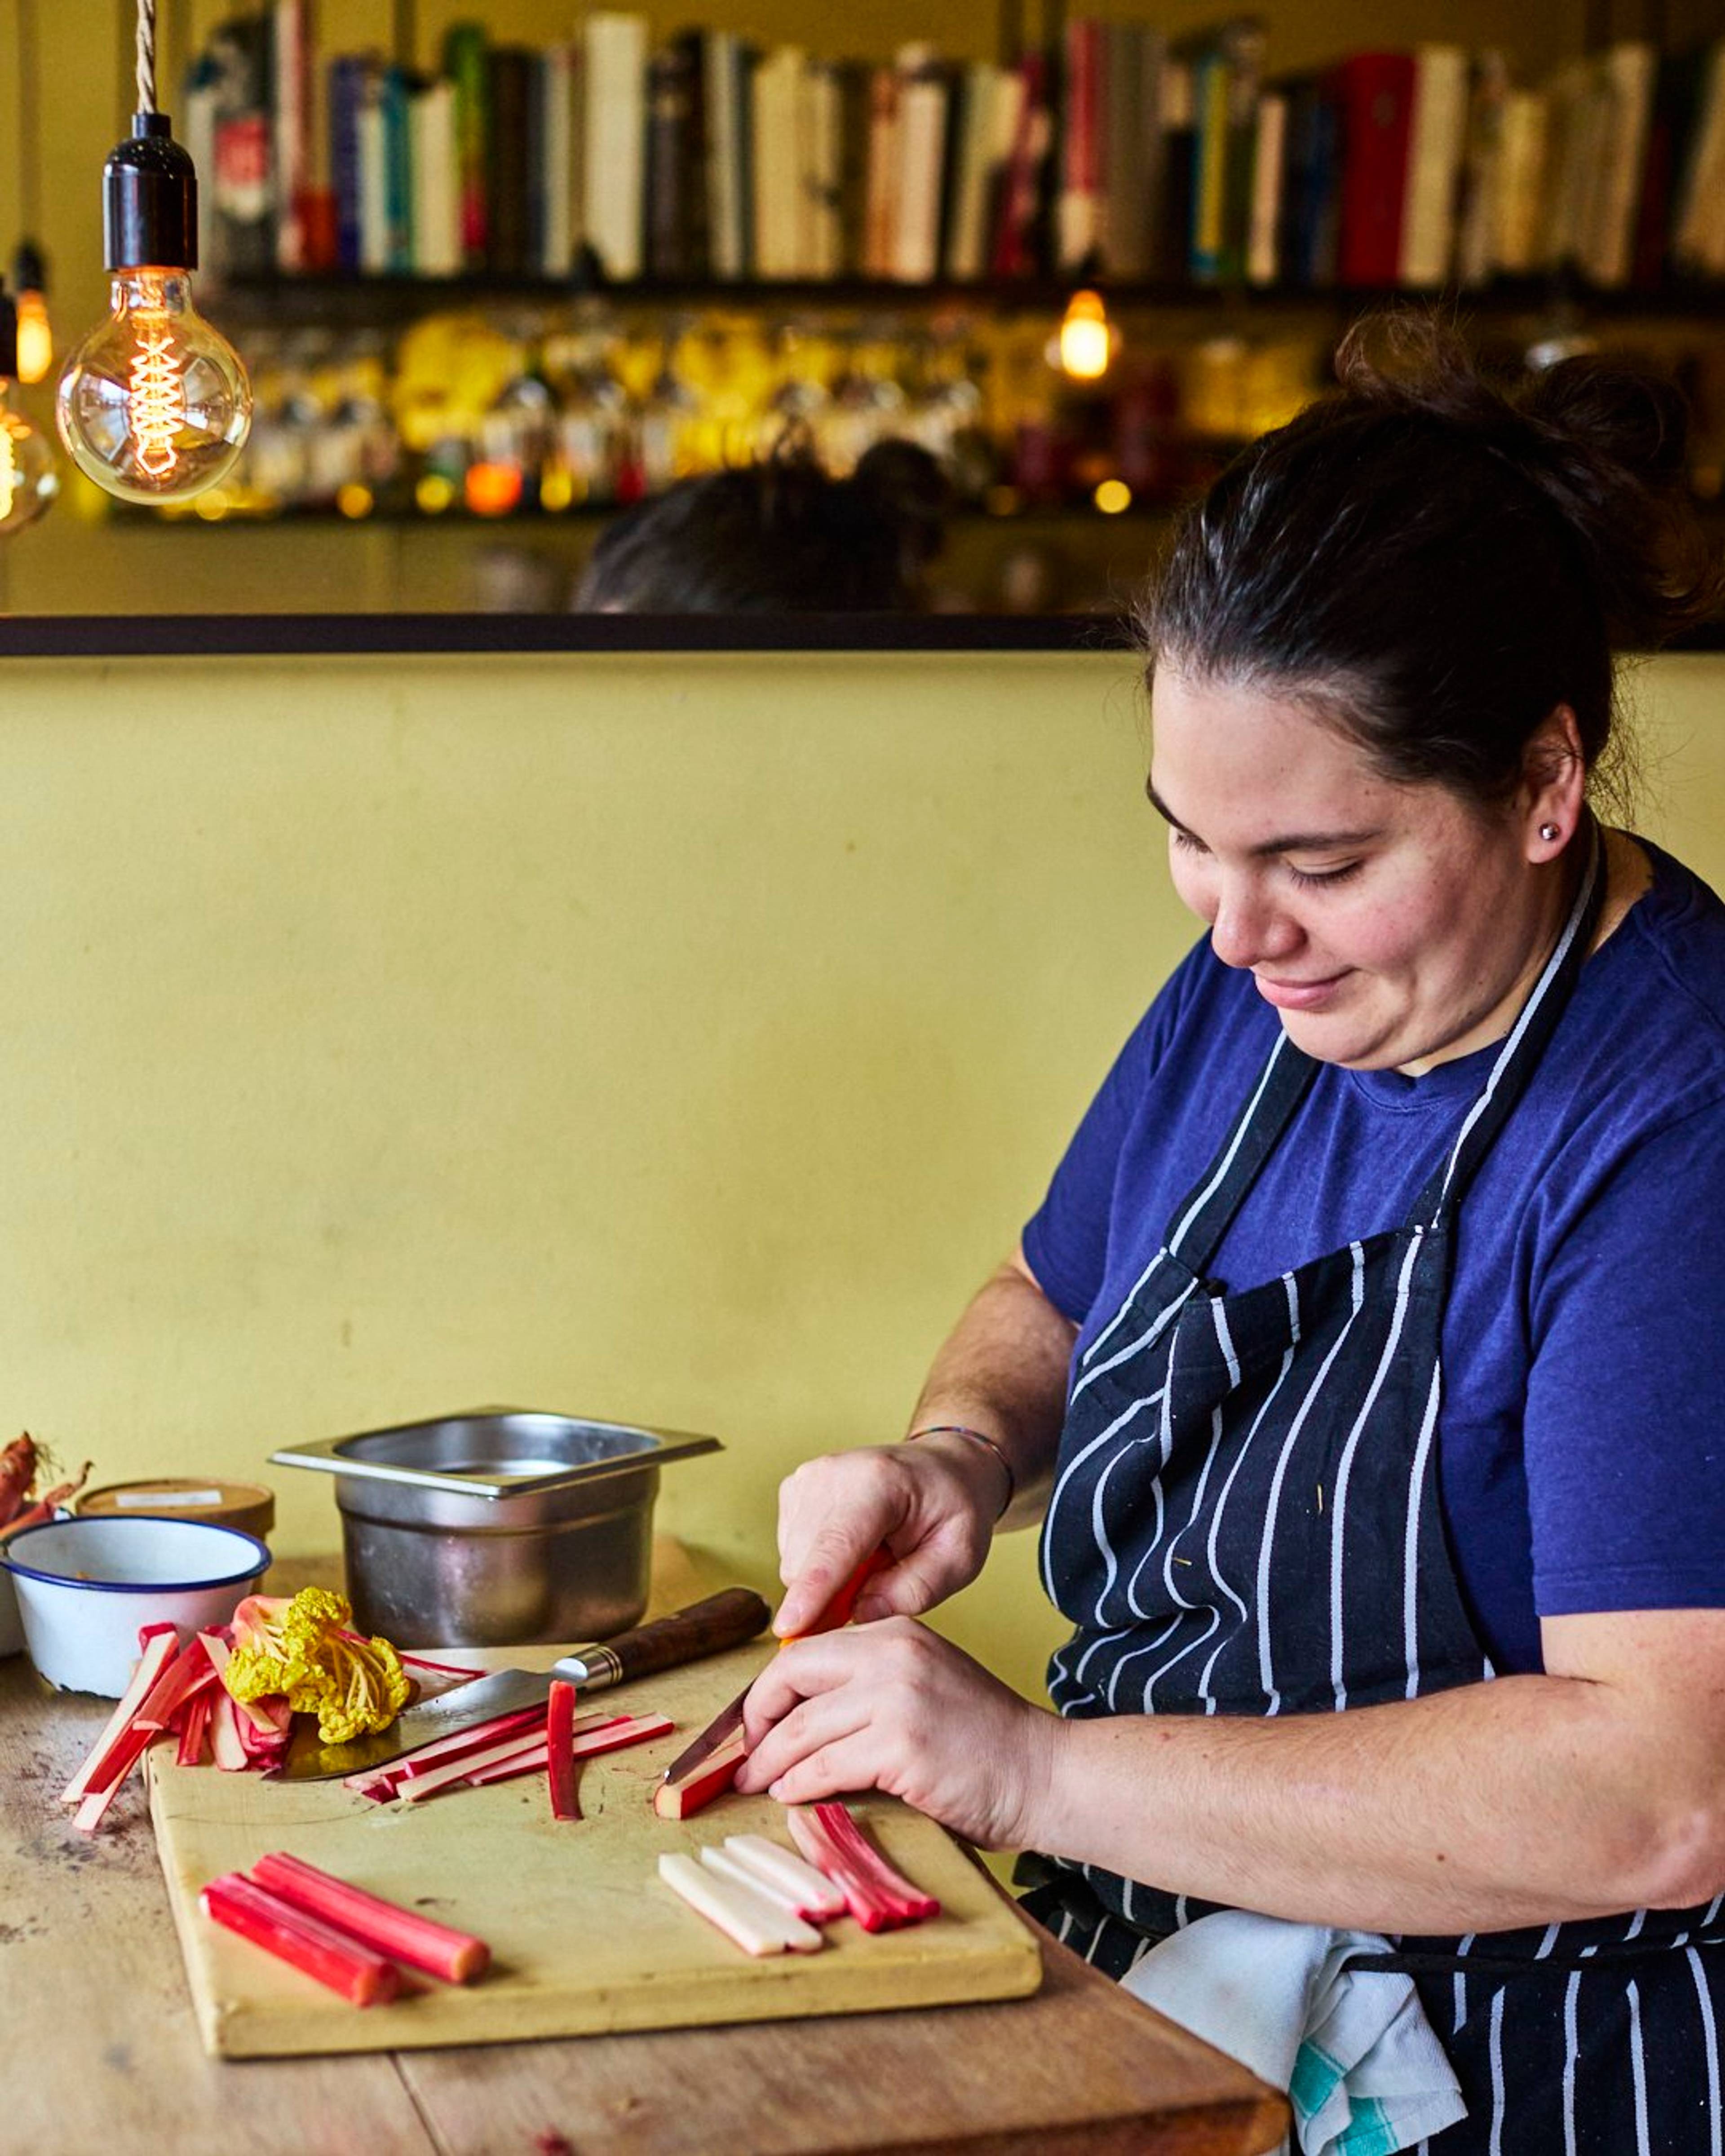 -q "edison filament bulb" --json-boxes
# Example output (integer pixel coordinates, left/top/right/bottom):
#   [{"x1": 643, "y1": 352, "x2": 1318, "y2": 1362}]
[
  {"x1": 55, "y1": 110, "x2": 252, "y2": 507},
  {"x1": 57, "y1": 269, "x2": 251, "y2": 503},
  {"x1": 12, "y1": 244, "x2": 53, "y2": 387},
  {"x1": 0, "y1": 394, "x2": 57, "y2": 534},
  {"x1": 0, "y1": 283, "x2": 56, "y2": 535}
]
